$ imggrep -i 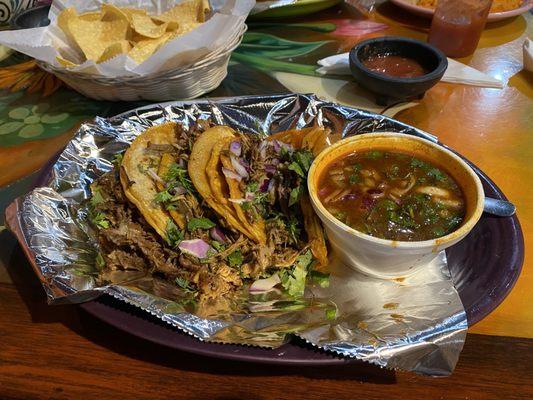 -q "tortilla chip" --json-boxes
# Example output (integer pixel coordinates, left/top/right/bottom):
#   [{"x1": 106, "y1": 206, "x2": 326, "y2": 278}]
[
  {"x1": 121, "y1": 7, "x2": 148, "y2": 20},
  {"x1": 56, "y1": 56, "x2": 78, "y2": 68},
  {"x1": 120, "y1": 122, "x2": 178, "y2": 240},
  {"x1": 78, "y1": 11, "x2": 102, "y2": 22},
  {"x1": 131, "y1": 13, "x2": 168, "y2": 38},
  {"x1": 219, "y1": 153, "x2": 267, "y2": 245},
  {"x1": 101, "y1": 4, "x2": 129, "y2": 22},
  {"x1": 300, "y1": 194, "x2": 328, "y2": 269},
  {"x1": 189, "y1": 126, "x2": 260, "y2": 242},
  {"x1": 128, "y1": 32, "x2": 172, "y2": 64},
  {"x1": 97, "y1": 40, "x2": 131, "y2": 63},
  {"x1": 57, "y1": 8, "x2": 77, "y2": 41},
  {"x1": 154, "y1": 0, "x2": 210, "y2": 24},
  {"x1": 67, "y1": 17, "x2": 129, "y2": 61},
  {"x1": 156, "y1": 153, "x2": 187, "y2": 230}
]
